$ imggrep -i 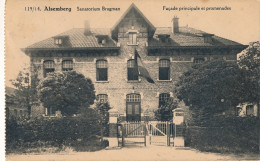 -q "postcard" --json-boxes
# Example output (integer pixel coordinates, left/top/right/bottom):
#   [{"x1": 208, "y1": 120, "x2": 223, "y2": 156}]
[{"x1": 4, "y1": 0, "x2": 260, "y2": 160}]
